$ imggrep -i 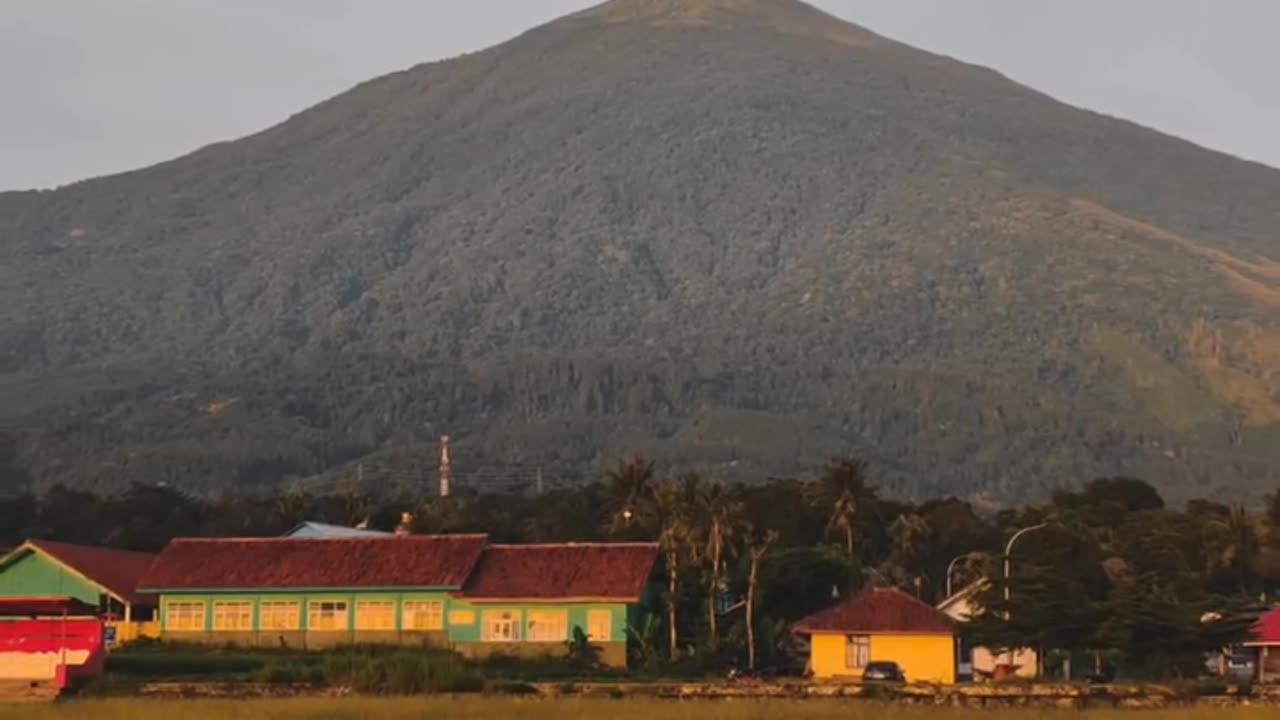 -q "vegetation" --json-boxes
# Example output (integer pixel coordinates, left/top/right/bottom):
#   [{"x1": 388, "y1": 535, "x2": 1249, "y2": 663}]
[
  {"x1": 6, "y1": 459, "x2": 1280, "y2": 680},
  {"x1": 1, "y1": 0, "x2": 1278, "y2": 501},
  {"x1": 7, "y1": 698, "x2": 1280, "y2": 720}
]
